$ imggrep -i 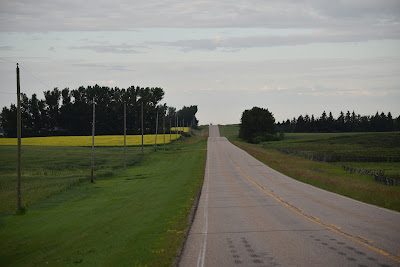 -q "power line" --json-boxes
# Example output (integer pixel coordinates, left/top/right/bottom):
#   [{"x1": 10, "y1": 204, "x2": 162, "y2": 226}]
[
  {"x1": 19, "y1": 64, "x2": 53, "y2": 89},
  {"x1": 0, "y1": 58, "x2": 54, "y2": 90},
  {"x1": 0, "y1": 57, "x2": 16, "y2": 64},
  {"x1": 0, "y1": 91, "x2": 15, "y2": 95}
]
